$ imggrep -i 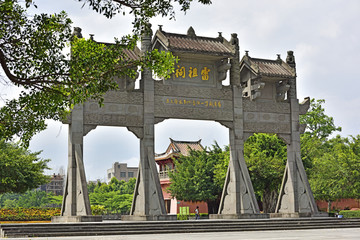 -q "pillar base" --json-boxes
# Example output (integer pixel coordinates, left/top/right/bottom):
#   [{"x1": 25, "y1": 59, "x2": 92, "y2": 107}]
[
  {"x1": 209, "y1": 213, "x2": 269, "y2": 219},
  {"x1": 270, "y1": 212, "x2": 311, "y2": 218},
  {"x1": 51, "y1": 215, "x2": 102, "y2": 223},
  {"x1": 122, "y1": 214, "x2": 177, "y2": 221}
]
